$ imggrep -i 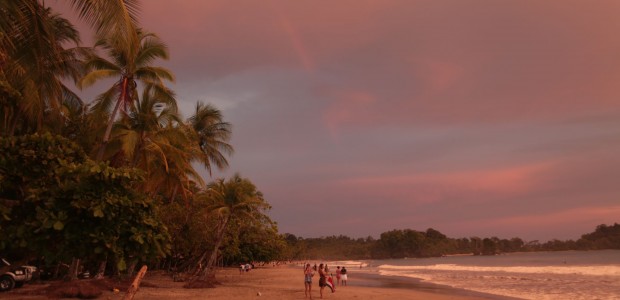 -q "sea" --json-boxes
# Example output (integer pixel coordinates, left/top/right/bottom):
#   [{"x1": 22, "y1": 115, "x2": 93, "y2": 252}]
[{"x1": 332, "y1": 250, "x2": 620, "y2": 300}]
